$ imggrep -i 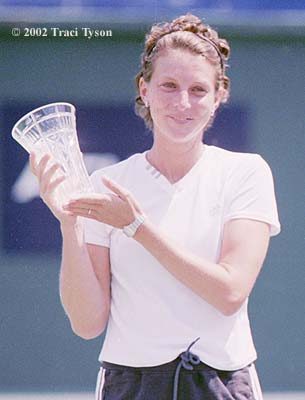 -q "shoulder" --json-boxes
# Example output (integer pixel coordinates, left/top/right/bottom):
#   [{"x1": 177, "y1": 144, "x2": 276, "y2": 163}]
[
  {"x1": 206, "y1": 145, "x2": 271, "y2": 176},
  {"x1": 90, "y1": 152, "x2": 144, "y2": 190}
]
